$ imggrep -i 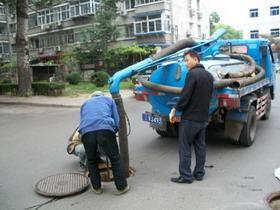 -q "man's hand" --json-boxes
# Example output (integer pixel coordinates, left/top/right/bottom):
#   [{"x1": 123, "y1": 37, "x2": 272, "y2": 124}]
[{"x1": 169, "y1": 108, "x2": 176, "y2": 124}]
